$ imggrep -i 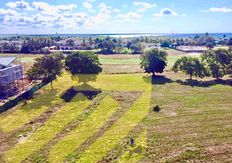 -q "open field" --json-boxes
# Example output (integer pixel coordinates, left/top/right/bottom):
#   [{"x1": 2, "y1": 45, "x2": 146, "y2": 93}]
[{"x1": 1, "y1": 49, "x2": 232, "y2": 162}]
